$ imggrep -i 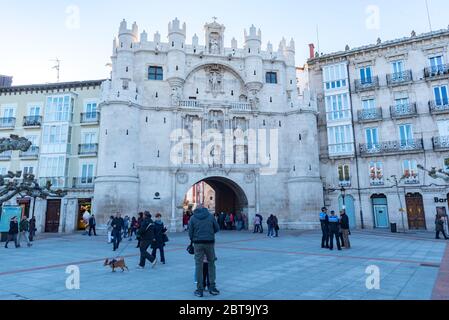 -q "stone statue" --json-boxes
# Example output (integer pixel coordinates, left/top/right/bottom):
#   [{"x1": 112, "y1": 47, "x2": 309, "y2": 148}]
[
  {"x1": 210, "y1": 35, "x2": 220, "y2": 54},
  {"x1": 208, "y1": 68, "x2": 223, "y2": 97}
]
